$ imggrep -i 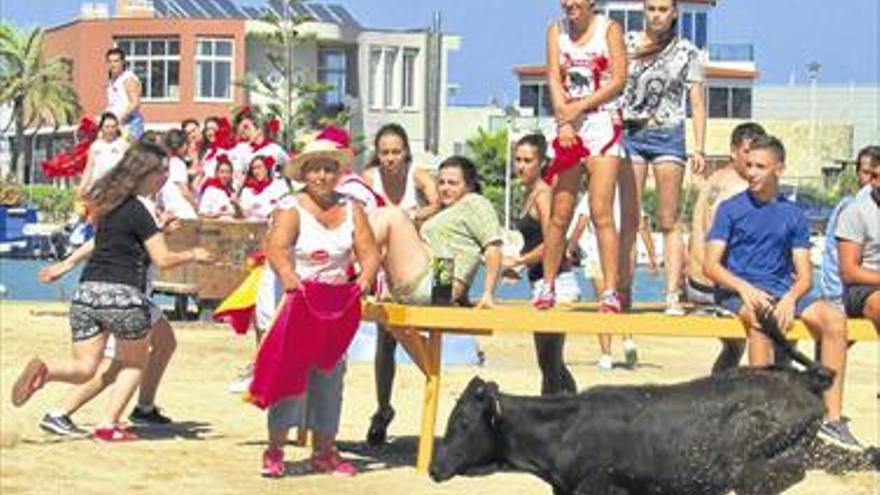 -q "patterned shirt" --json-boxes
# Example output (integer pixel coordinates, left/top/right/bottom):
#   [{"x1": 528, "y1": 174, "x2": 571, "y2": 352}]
[
  {"x1": 623, "y1": 33, "x2": 704, "y2": 128},
  {"x1": 420, "y1": 193, "x2": 503, "y2": 287}
]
